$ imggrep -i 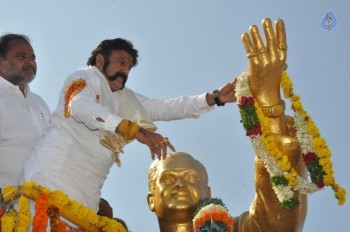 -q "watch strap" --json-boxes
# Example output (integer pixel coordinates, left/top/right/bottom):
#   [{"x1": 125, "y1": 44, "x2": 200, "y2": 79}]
[{"x1": 213, "y1": 89, "x2": 225, "y2": 106}]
